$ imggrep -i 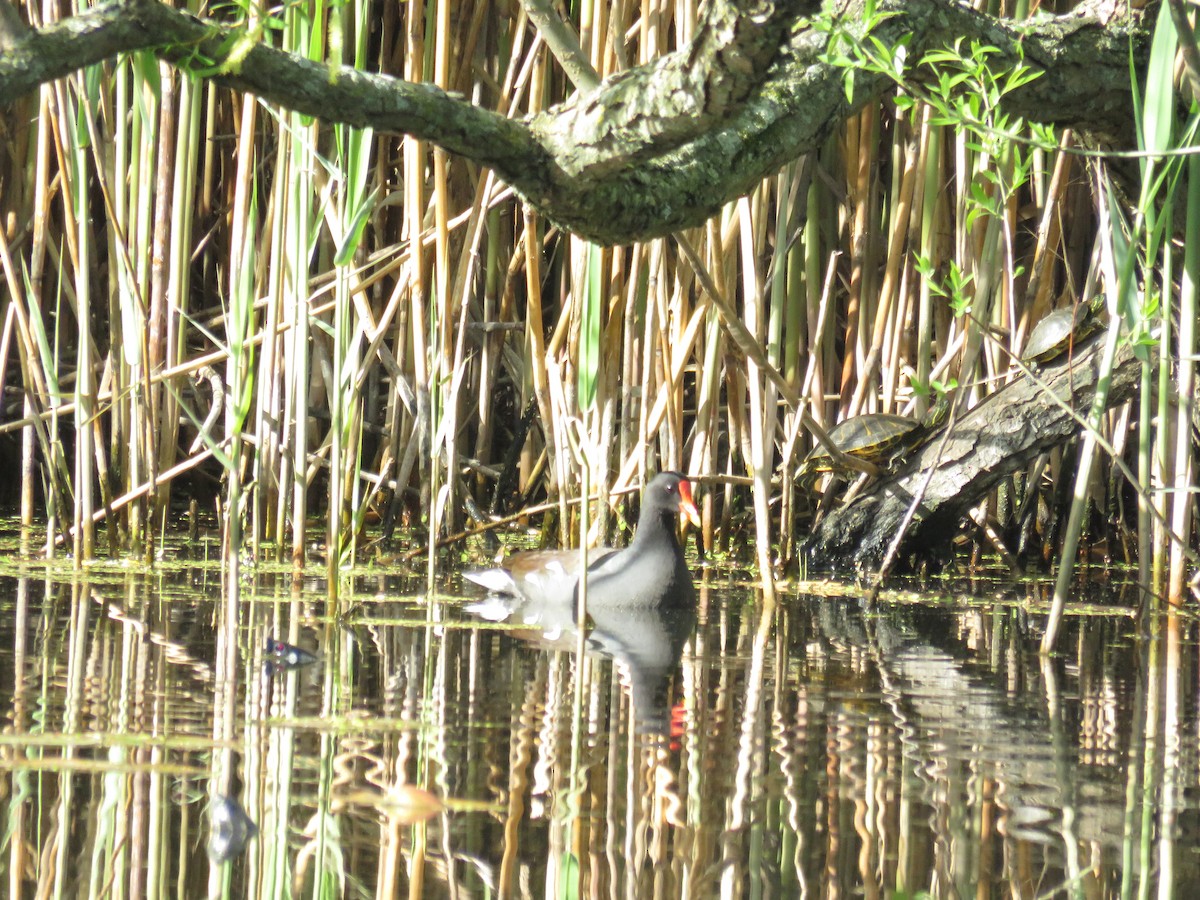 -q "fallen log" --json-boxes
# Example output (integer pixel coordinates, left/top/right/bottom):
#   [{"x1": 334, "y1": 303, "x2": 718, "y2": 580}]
[{"x1": 803, "y1": 338, "x2": 1141, "y2": 572}]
